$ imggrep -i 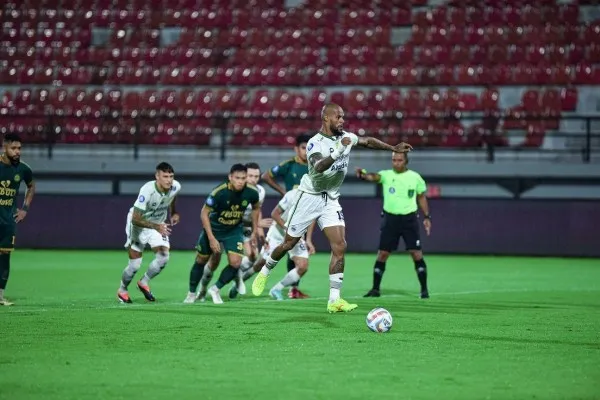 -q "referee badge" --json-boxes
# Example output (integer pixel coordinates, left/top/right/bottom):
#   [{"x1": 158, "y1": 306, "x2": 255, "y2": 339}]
[
  {"x1": 389, "y1": 187, "x2": 396, "y2": 194},
  {"x1": 408, "y1": 189, "x2": 415, "y2": 198}
]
